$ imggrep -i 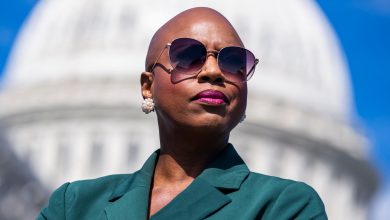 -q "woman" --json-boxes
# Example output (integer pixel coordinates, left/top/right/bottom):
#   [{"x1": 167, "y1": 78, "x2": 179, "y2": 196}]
[{"x1": 37, "y1": 7, "x2": 327, "y2": 220}]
